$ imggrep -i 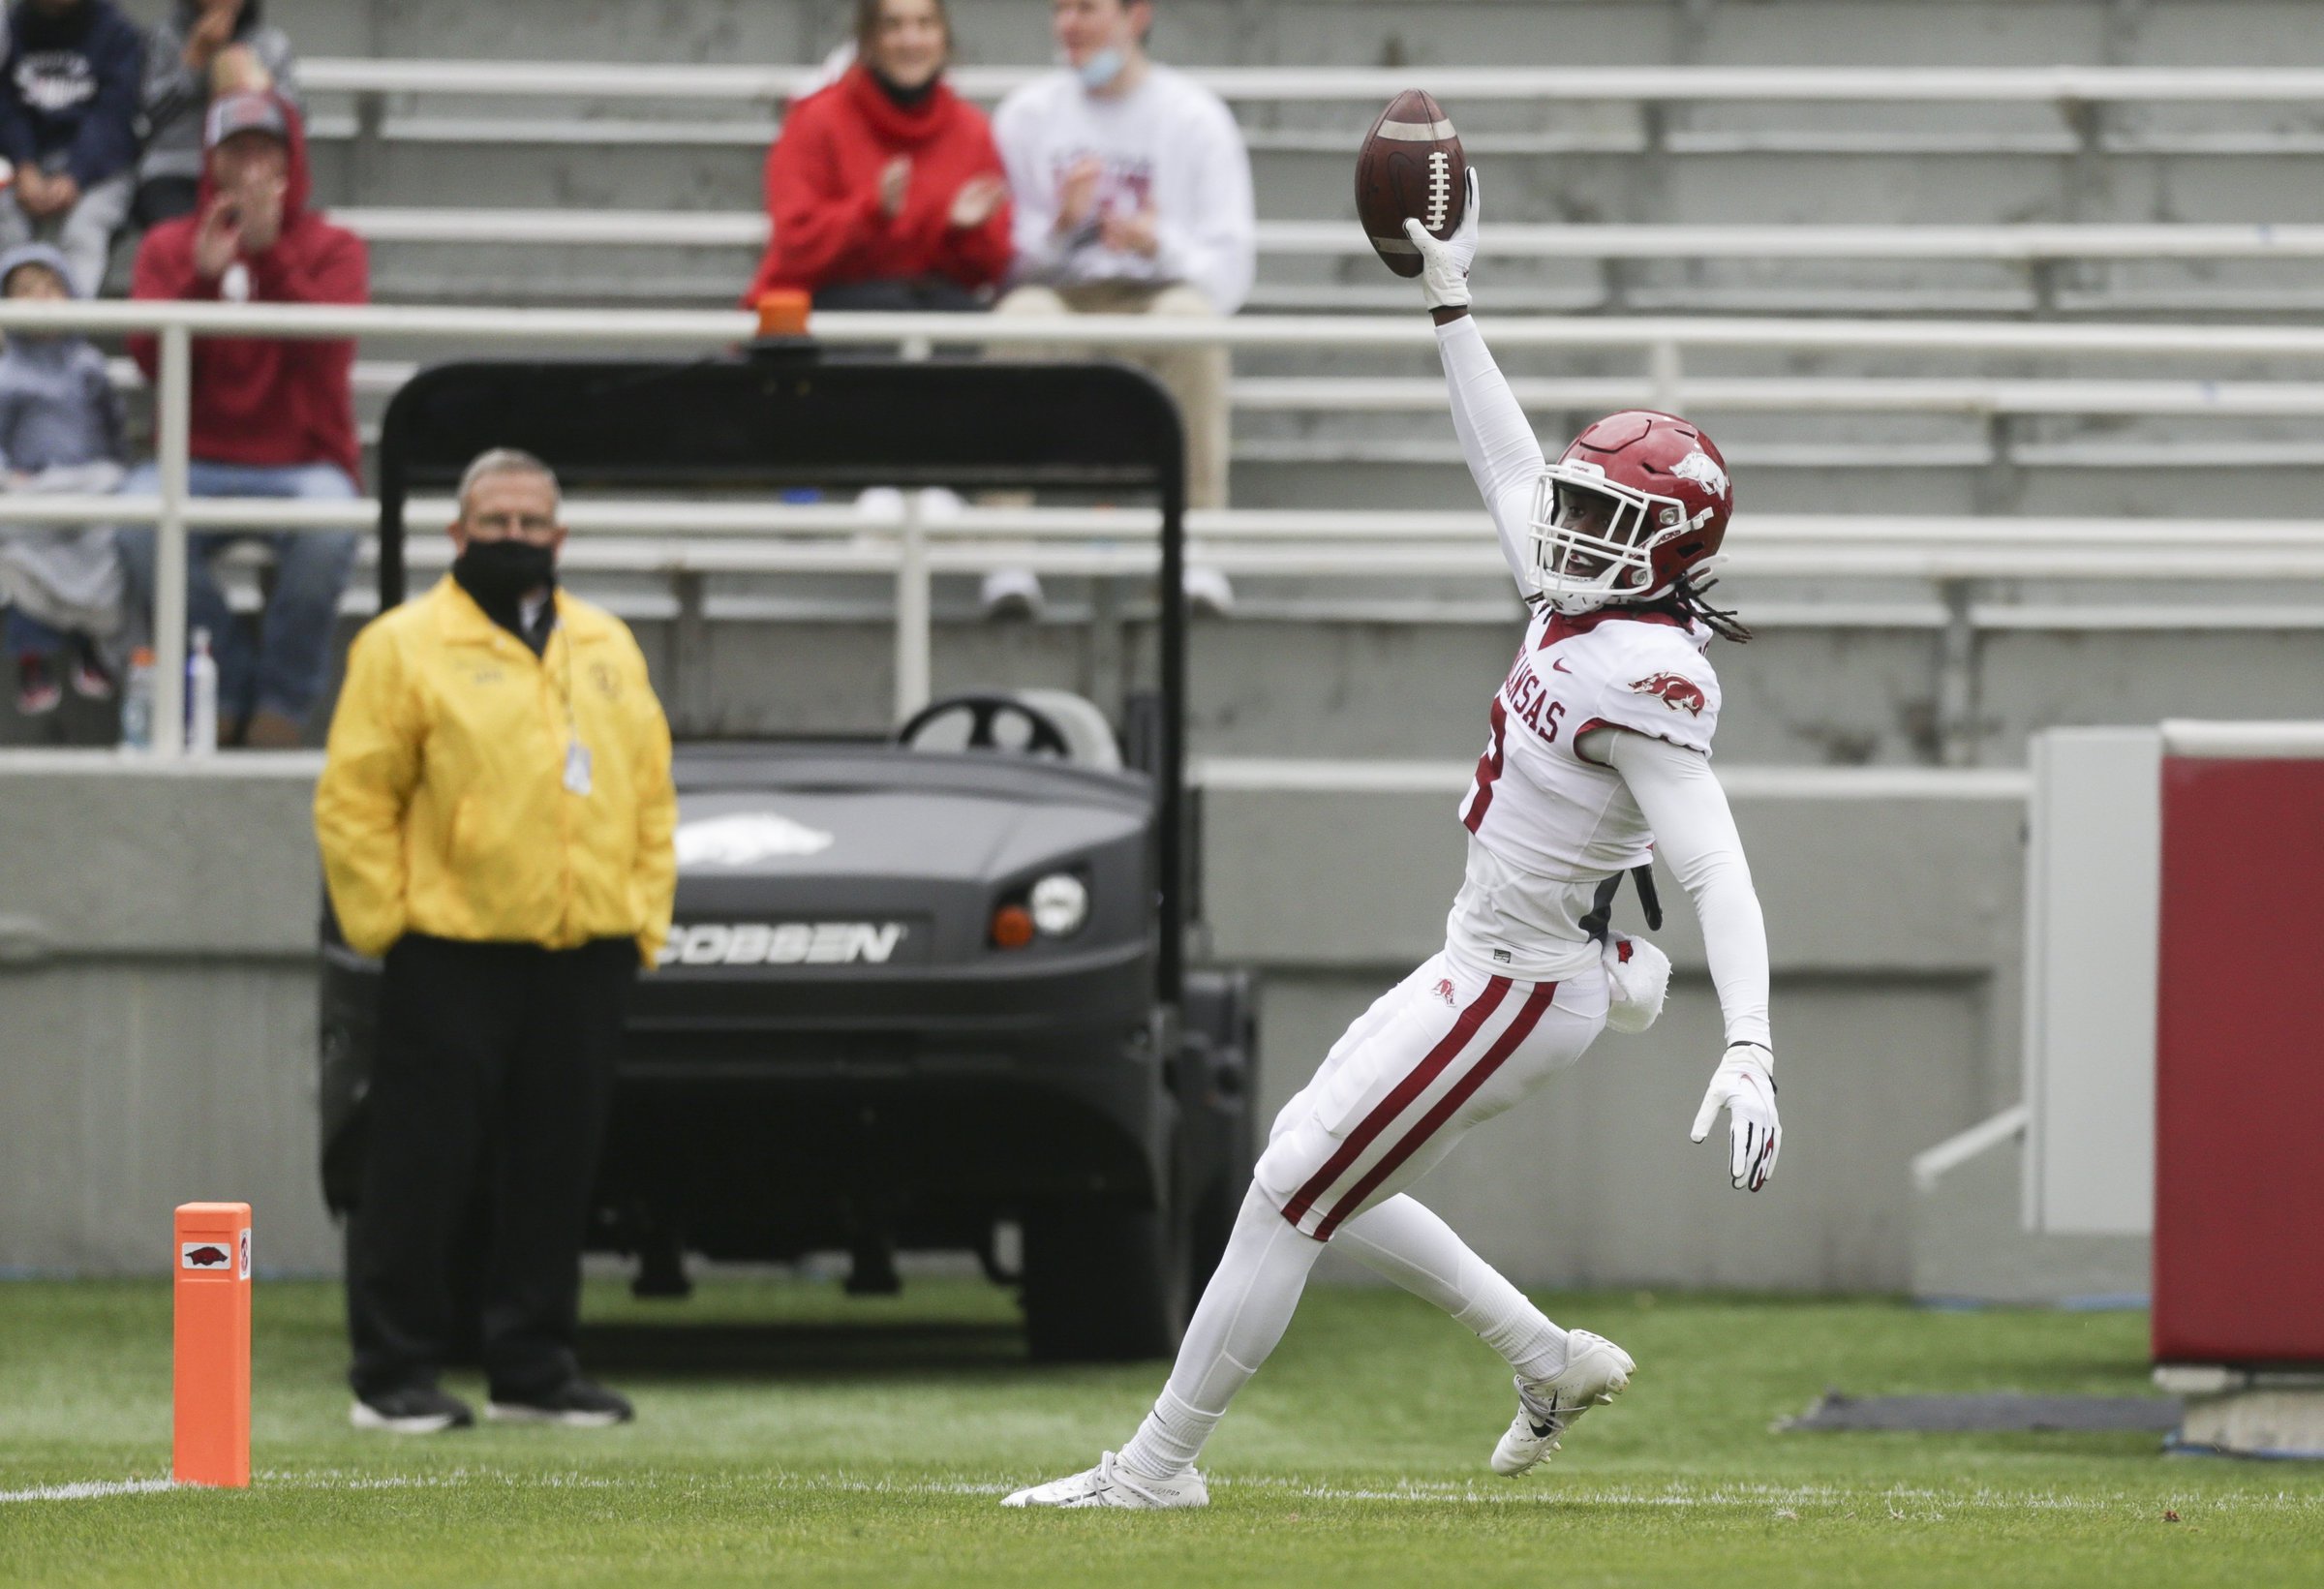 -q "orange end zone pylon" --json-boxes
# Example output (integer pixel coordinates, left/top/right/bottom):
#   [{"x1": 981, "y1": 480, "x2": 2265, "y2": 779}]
[{"x1": 173, "y1": 1202, "x2": 252, "y2": 1487}]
